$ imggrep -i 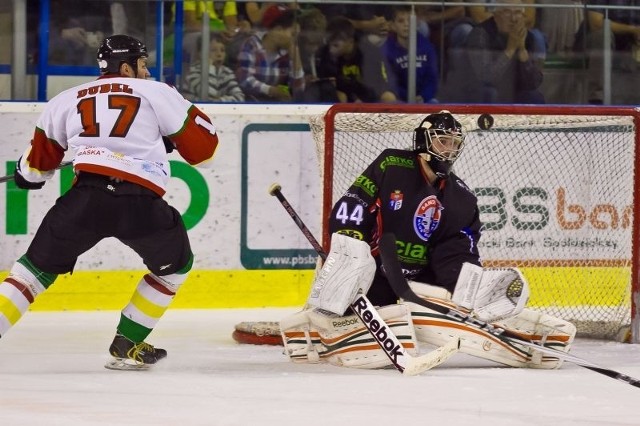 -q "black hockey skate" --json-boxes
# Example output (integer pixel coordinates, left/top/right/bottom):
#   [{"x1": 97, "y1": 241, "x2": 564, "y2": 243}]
[{"x1": 105, "y1": 333, "x2": 167, "y2": 371}]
